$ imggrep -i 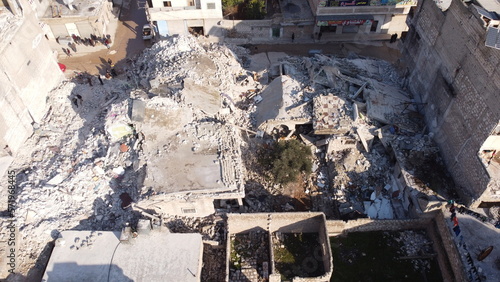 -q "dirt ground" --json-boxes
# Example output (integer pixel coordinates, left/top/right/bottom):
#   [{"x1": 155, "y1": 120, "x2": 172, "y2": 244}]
[
  {"x1": 251, "y1": 41, "x2": 402, "y2": 64},
  {"x1": 57, "y1": 0, "x2": 150, "y2": 77}
]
